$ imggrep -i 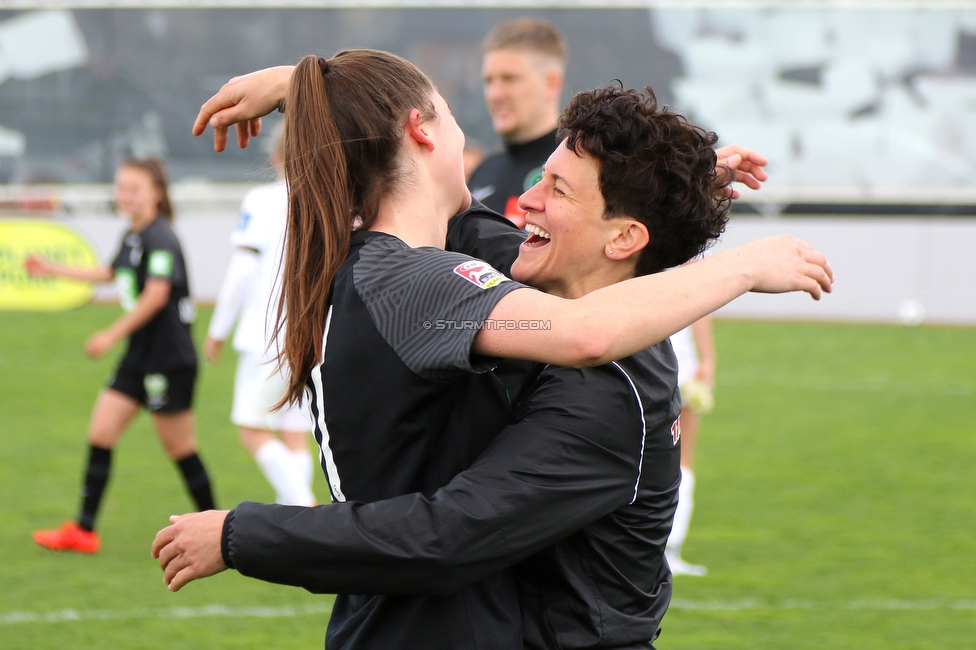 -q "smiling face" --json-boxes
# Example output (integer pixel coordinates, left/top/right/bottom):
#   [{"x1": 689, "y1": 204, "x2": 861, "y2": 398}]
[
  {"x1": 510, "y1": 140, "x2": 642, "y2": 298},
  {"x1": 113, "y1": 165, "x2": 161, "y2": 228},
  {"x1": 482, "y1": 49, "x2": 561, "y2": 144}
]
